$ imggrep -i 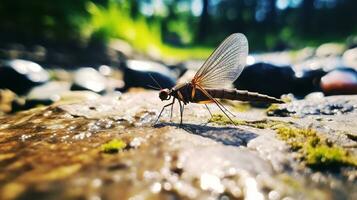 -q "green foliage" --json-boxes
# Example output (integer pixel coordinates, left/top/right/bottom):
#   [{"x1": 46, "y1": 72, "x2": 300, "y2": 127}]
[
  {"x1": 1, "y1": 0, "x2": 356, "y2": 58},
  {"x1": 0, "y1": 0, "x2": 93, "y2": 41},
  {"x1": 82, "y1": 0, "x2": 212, "y2": 60}
]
